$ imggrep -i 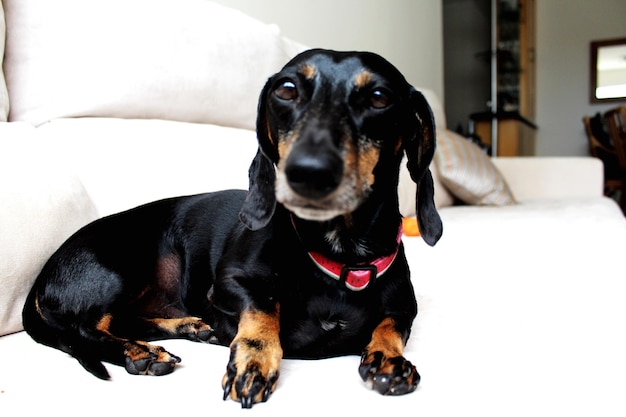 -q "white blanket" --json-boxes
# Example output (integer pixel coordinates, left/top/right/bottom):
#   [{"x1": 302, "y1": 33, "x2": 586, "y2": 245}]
[{"x1": 2, "y1": 197, "x2": 625, "y2": 416}]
